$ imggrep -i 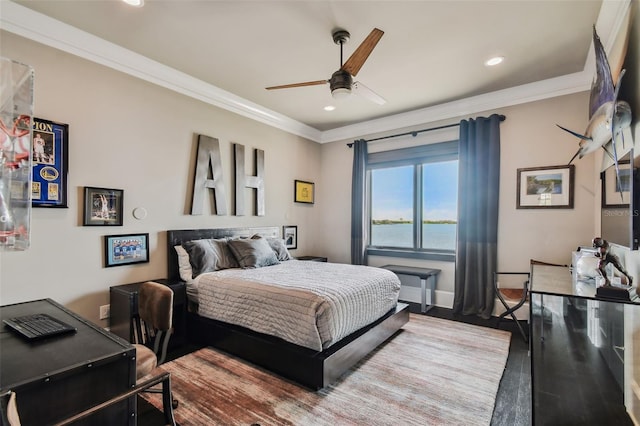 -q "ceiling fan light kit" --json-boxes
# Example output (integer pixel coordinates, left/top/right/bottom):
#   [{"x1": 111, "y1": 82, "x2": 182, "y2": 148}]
[
  {"x1": 122, "y1": 0, "x2": 144, "y2": 7},
  {"x1": 266, "y1": 27, "x2": 386, "y2": 105},
  {"x1": 330, "y1": 69, "x2": 353, "y2": 99}
]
